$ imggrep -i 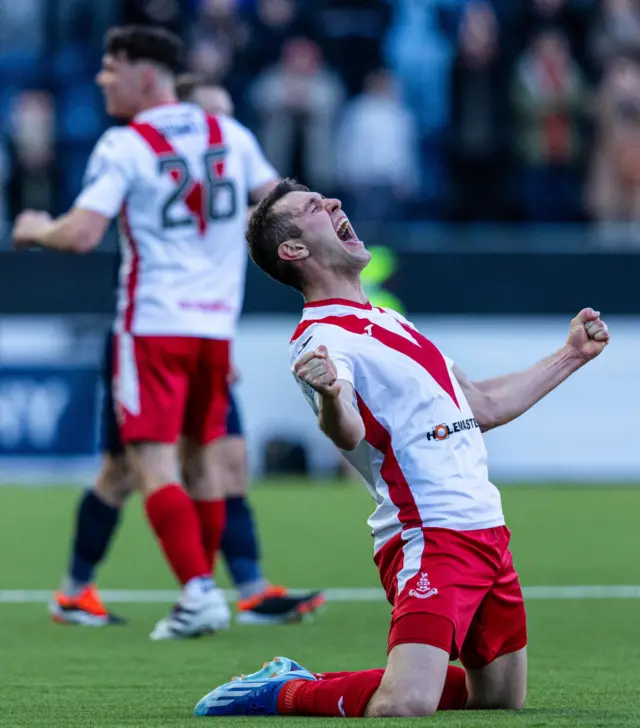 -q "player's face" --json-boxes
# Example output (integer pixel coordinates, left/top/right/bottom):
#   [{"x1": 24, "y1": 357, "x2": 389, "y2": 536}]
[
  {"x1": 277, "y1": 191, "x2": 370, "y2": 272},
  {"x1": 96, "y1": 53, "x2": 144, "y2": 119}
]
